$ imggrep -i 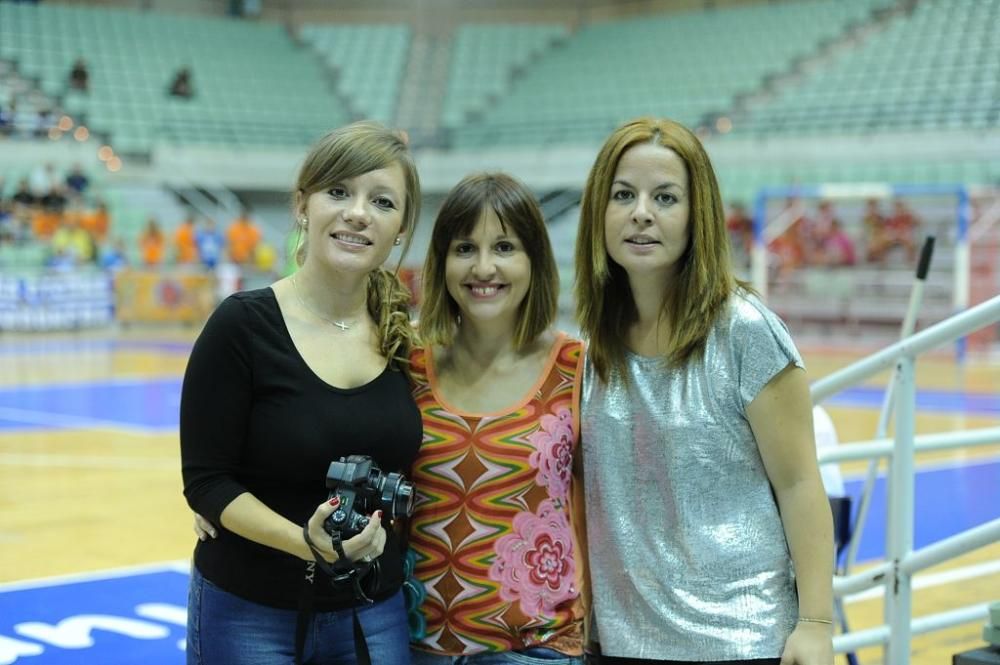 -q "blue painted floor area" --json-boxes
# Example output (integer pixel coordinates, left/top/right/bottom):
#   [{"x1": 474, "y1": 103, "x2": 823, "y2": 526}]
[
  {"x1": 842, "y1": 458, "x2": 1000, "y2": 563},
  {"x1": 0, "y1": 378, "x2": 995, "y2": 434},
  {"x1": 0, "y1": 339, "x2": 193, "y2": 356},
  {"x1": 0, "y1": 569, "x2": 188, "y2": 664},
  {"x1": 0, "y1": 379, "x2": 182, "y2": 432},
  {"x1": 828, "y1": 386, "x2": 1000, "y2": 416}
]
